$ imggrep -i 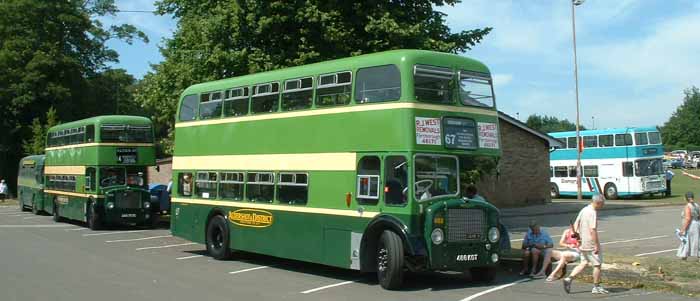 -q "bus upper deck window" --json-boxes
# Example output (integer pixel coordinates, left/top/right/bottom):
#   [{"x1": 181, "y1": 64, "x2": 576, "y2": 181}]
[
  {"x1": 251, "y1": 83, "x2": 280, "y2": 114},
  {"x1": 648, "y1": 132, "x2": 661, "y2": 144},
  {"x1": 224, "y1": 87, "x2": 250, "y2": 117},
  {"x1": 199, "y1": 91, "x2": 223, "y2": 120},
  {"x1": 635, "y1": 132, "x2": 649, "y2": 145},
  {"x1": 179, "y1": 95, "x2": 199, "y2": 121},
  {"x1": 316, "y1": 71, "x2": 351, "y2": 107},
  {"x1": 355, "y1": 65, "x2": 401, "y2": 103},
  {"x1": 282, "y1": 77, "x2": 313, "y2": 111},
  {"x1": 414, "y1": 65, "x2": 454, "y2": 104},
  {"x1": 459, "y1": 71, "x2": 494, "y2": 108}
]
